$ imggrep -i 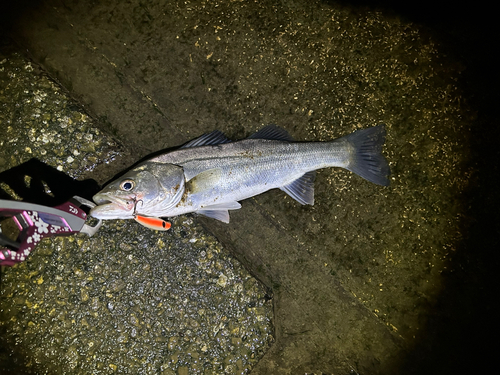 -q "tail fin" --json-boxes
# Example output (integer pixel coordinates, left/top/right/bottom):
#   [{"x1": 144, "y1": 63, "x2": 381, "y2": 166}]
[{"x1": 343, "y1": 125, "x2": 390, "y2": 186}]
